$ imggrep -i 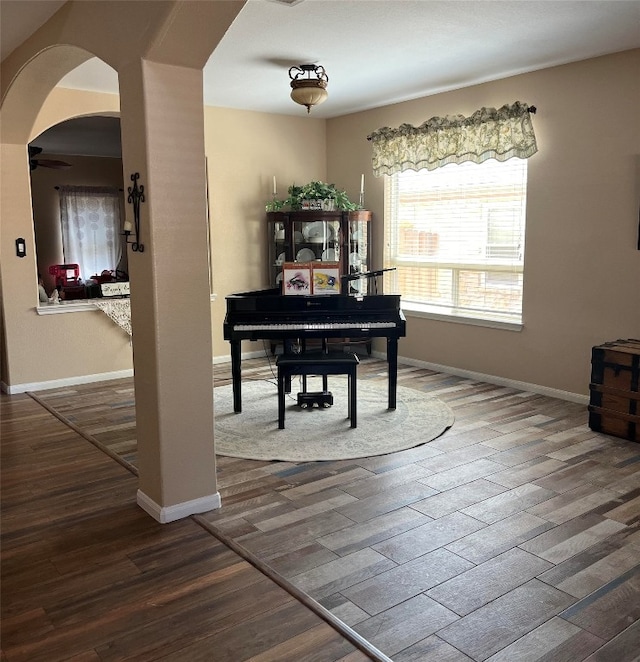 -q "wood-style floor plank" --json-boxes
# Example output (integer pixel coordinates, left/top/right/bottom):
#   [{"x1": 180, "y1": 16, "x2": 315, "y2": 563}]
[
  {"x1": 5, "y1": 355, "x2": 640, "y2": 661},
  {"x1": 0, "y1": 394, "x2": 372, "y2": 662}
]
